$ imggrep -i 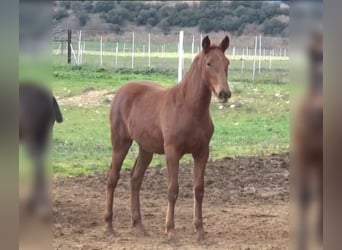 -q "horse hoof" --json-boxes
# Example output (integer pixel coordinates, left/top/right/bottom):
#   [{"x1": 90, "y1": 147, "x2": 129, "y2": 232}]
[
  {"x1": 133, "y1": 224, "x2": 149, "y2": 236},
  {"x1": 104, "y1": 224, "x2": 114, "y2": 235},
  {"x1": 167, "y1": 232, "x2": 179, "y2": 245},
  {"x1": 197, "y1": 231, "x2": 212, "y2": 245}
]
